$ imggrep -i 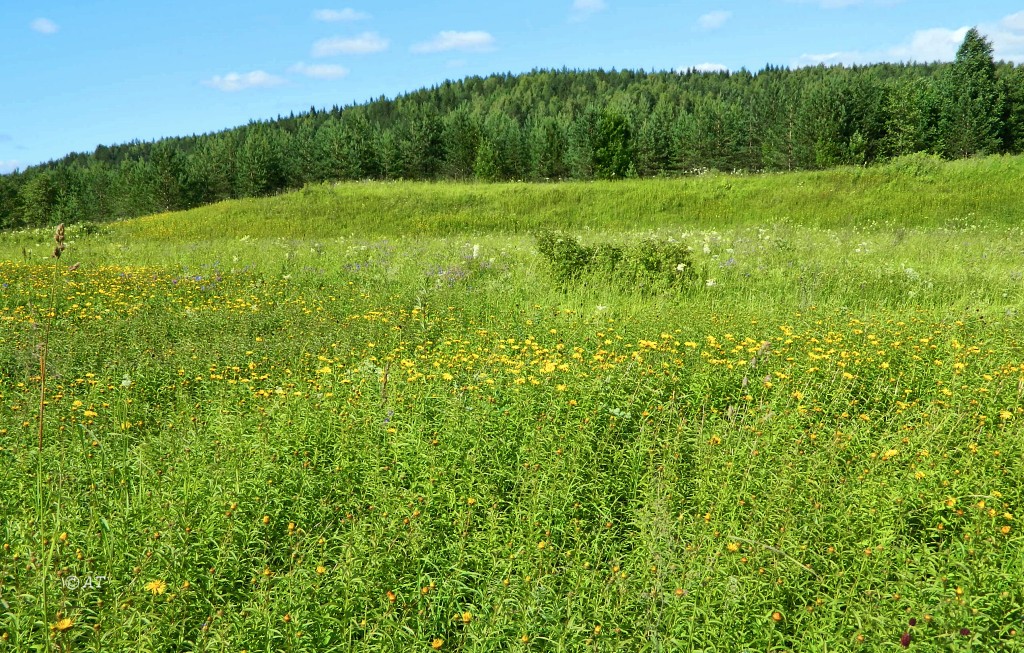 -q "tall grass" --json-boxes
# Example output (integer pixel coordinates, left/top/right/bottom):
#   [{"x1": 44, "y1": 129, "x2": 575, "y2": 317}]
[{"x1": 0, "y1": 155, "x2": 1022, "y2": 650}]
